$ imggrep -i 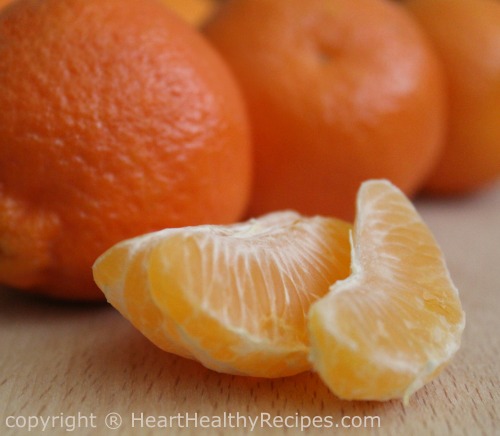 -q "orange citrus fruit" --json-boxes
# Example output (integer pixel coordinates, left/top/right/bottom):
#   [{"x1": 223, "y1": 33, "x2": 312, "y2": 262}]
[
  {"x1": 93, "y1": 211, "x2": 351, "y2": 377},
  {"x1": 404, "y1": 0, "x2": 500, "y2": 194},
  {"x1": 204, "y1": 0, "x2": 446, "y2": 220},
  {"x1": 0, "y1": 0, "x2": 251, "y2": 300},
  {"x1": 160, "y1": 0, "x2": 219, "y2": 26},
  {"x1": 308, "y1": 180, "x2": 465, "y2": 402}
]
